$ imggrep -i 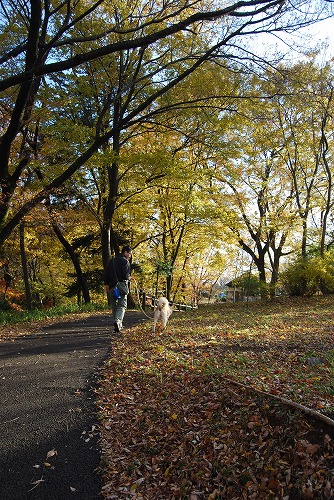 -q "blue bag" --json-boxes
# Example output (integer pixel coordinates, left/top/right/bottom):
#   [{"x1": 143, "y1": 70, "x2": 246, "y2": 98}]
[{"x1": 113, "y1": 286, "x2": 121, "y2": 299}]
